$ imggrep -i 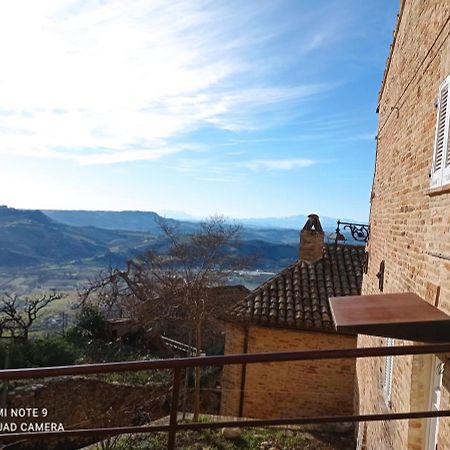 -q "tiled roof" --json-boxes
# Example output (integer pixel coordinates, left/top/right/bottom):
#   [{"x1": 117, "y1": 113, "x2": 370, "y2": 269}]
[{"x1": 225, "y1": 244, "x2": 366, "y2": 332}]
